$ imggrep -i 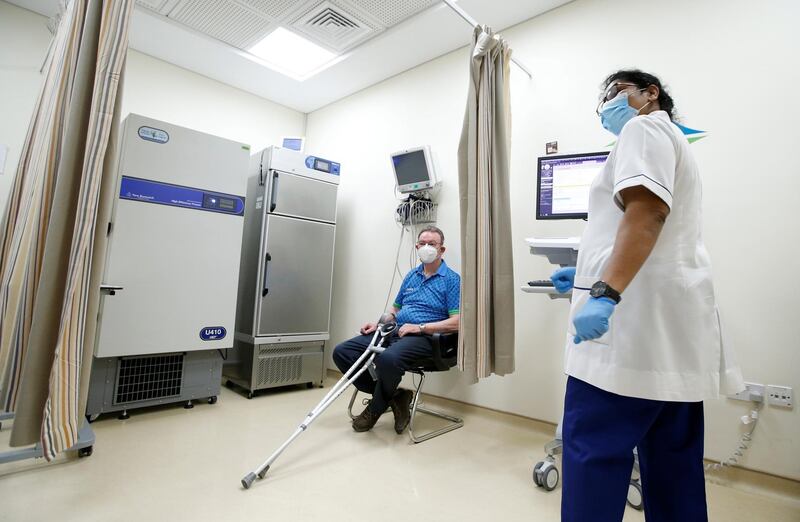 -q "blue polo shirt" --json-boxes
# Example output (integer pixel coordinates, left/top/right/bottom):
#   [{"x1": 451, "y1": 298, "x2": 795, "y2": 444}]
[{"x1": 393, "y1": 259, "x2": 461, "y2": 326}]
